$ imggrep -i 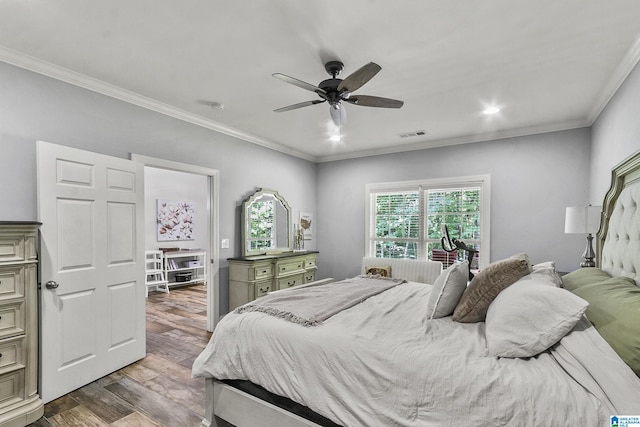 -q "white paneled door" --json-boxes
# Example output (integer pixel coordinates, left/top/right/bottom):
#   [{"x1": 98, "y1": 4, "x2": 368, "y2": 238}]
[{"x1": 37, "y1": 141, "x2": 146, "y2": 403}]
